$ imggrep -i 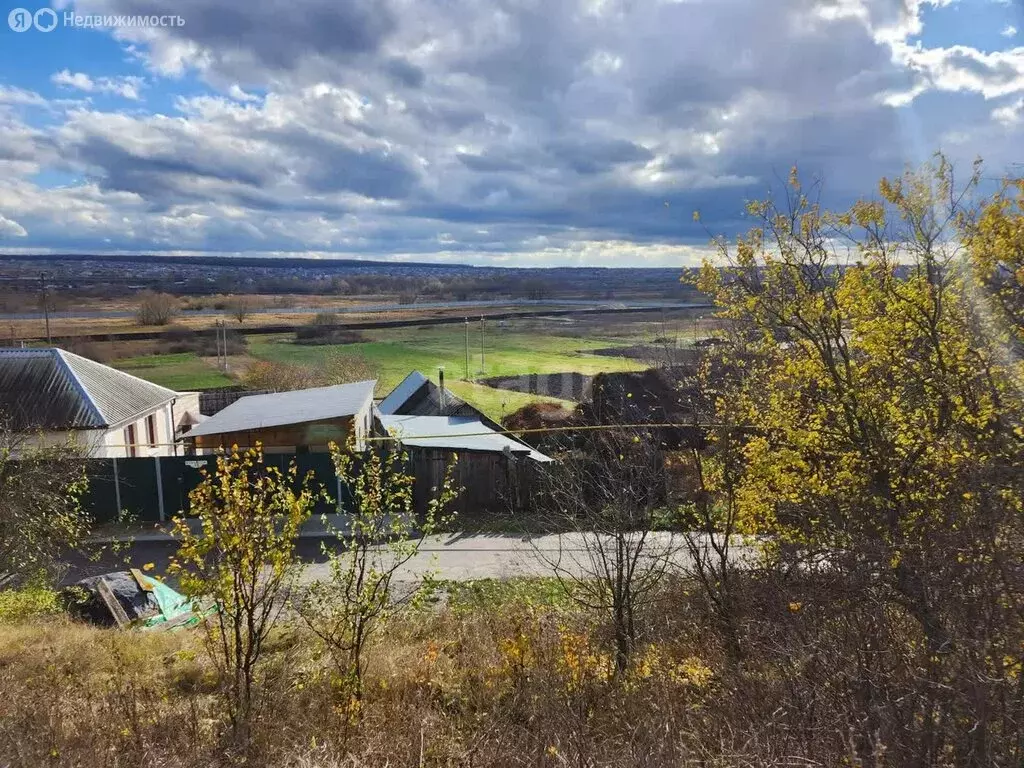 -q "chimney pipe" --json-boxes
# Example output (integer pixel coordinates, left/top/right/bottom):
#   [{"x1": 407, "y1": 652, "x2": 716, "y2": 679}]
[{"x1": 438, "y1": 367, "x2": 446, "y2": 413}]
